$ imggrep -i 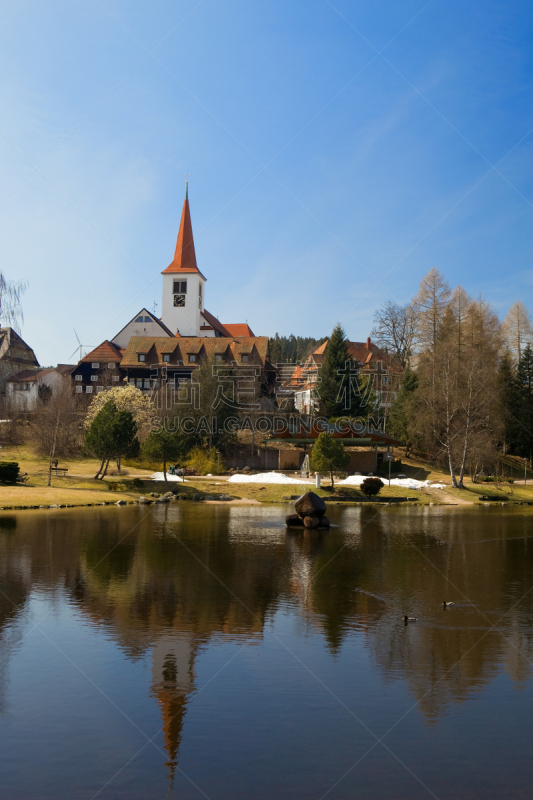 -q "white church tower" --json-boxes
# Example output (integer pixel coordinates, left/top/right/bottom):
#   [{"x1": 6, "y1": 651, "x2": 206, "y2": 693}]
[{"x1": 161, "y1": 183, "x2": 207, "y2": 337}]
